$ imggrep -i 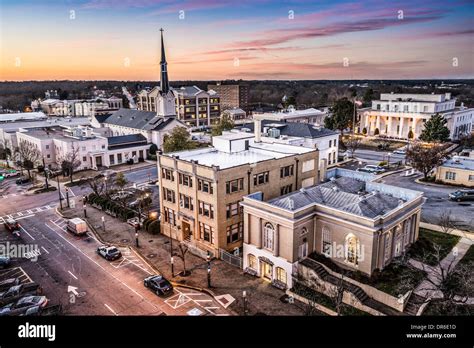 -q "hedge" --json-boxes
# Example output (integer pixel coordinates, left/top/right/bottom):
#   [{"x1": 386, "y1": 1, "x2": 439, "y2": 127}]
[{"x1": 87, "y1": 193, "x2": 136, "y2": 221}]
